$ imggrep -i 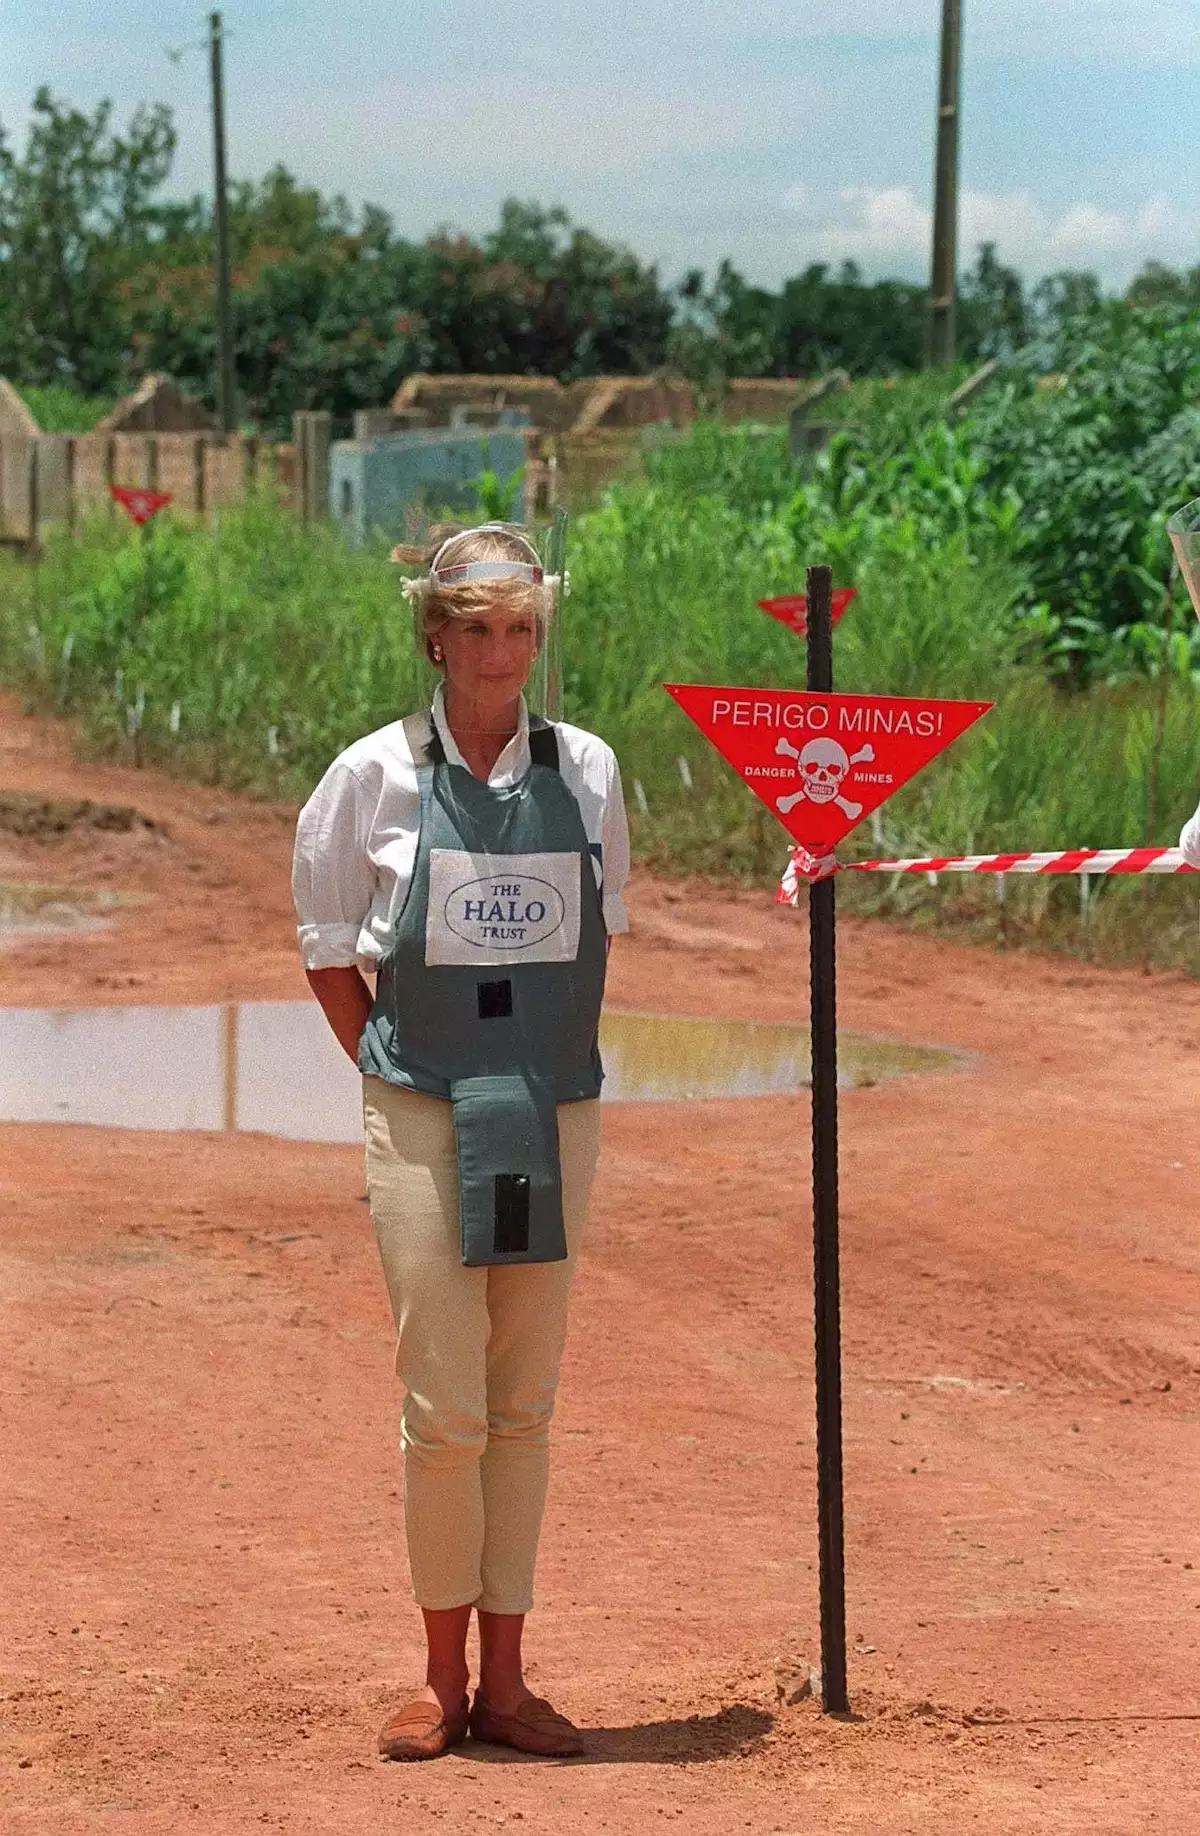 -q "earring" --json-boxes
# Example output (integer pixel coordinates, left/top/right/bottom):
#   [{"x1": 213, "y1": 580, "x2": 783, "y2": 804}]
[{"x1": 433, "y1": 646, "x2": 444, "y2": 663}]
